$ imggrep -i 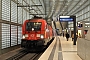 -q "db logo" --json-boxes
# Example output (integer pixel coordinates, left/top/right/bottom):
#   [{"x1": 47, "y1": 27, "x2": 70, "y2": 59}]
[{"x1": 31, "y1": 34, "x2": 34, "y2": 37}]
